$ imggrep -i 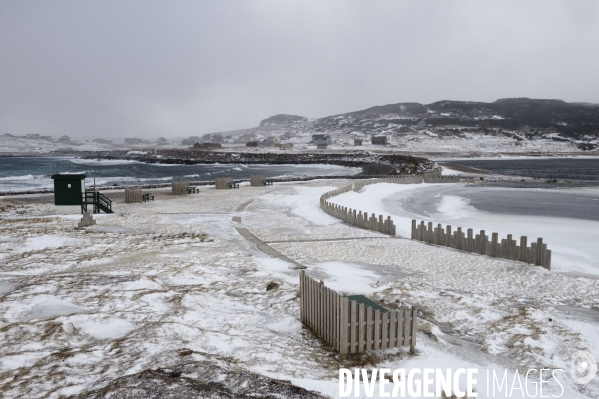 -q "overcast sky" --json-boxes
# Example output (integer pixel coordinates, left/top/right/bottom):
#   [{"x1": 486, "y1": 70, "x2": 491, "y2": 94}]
[{"x1": 1, "y1": 1, "x2": 598, "y2": 140}]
